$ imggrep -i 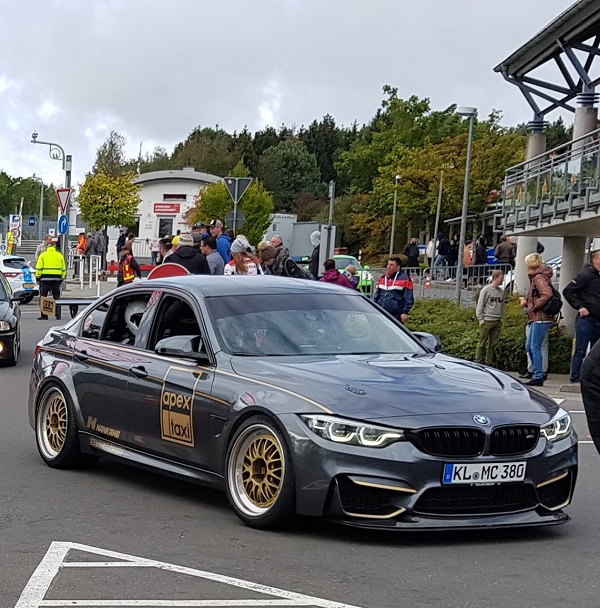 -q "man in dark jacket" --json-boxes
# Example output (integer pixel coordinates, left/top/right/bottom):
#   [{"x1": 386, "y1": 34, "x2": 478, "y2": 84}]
[
  {"x1": 563, "y1": 249, "x2": 600, "y2": 382},
  {"x1": 581, "y1": 338, "x2": 600, "y2": 456},
  {"x1": 402, "y1": 237, "x2": 420, "y2": 271},
  {"x1": 494, "y1": 235, "x2": 513, "y2": 266},
  {"x1": 168, "y1": 234, "x2": 210, "y2": 274},
  {"x1": 373, "y1": 257, "x2": 414, "y2": 324}
]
